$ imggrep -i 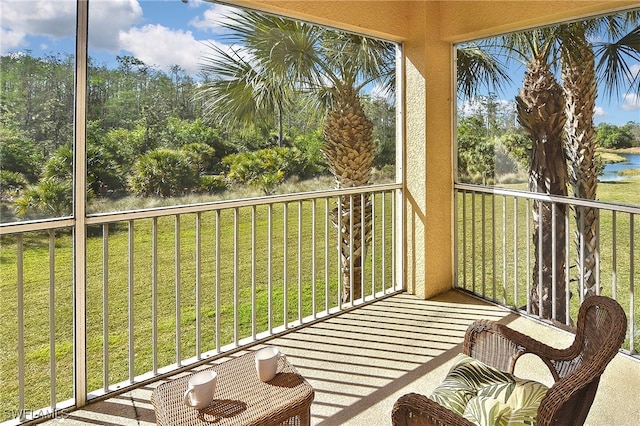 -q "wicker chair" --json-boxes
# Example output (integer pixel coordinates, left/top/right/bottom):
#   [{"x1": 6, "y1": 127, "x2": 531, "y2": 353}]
[{"x1": 392, "y1": 295, "x2": 627, "y2": 426}]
